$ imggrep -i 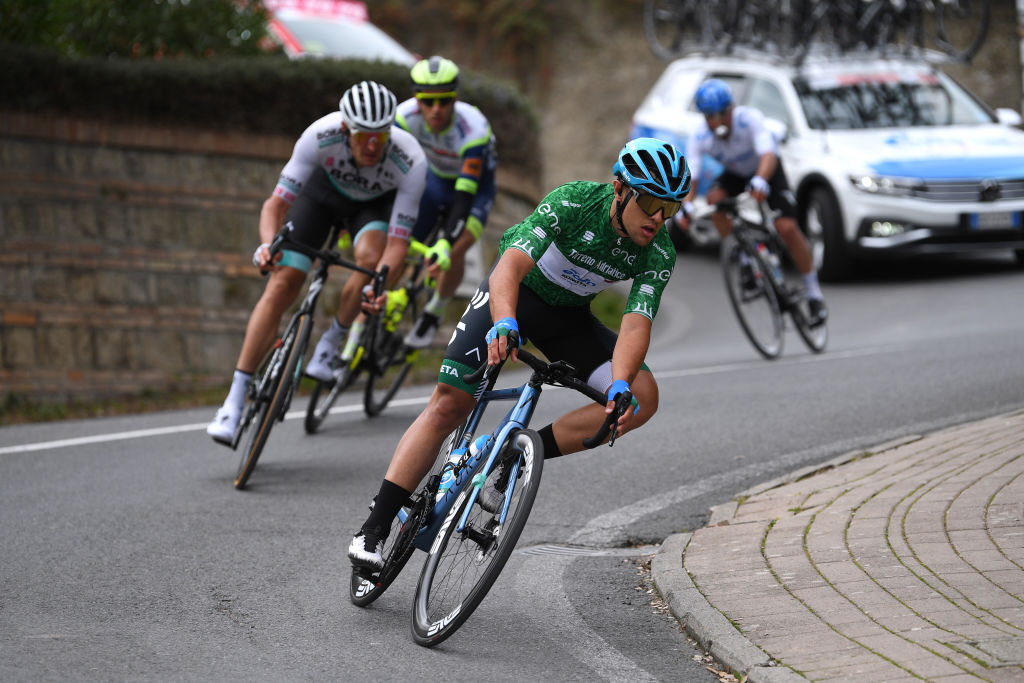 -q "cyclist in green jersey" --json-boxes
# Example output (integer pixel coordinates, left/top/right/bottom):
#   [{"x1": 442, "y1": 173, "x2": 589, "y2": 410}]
[{"x1": 348, "y1": 138, "x2": 690, "y2": 570}]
